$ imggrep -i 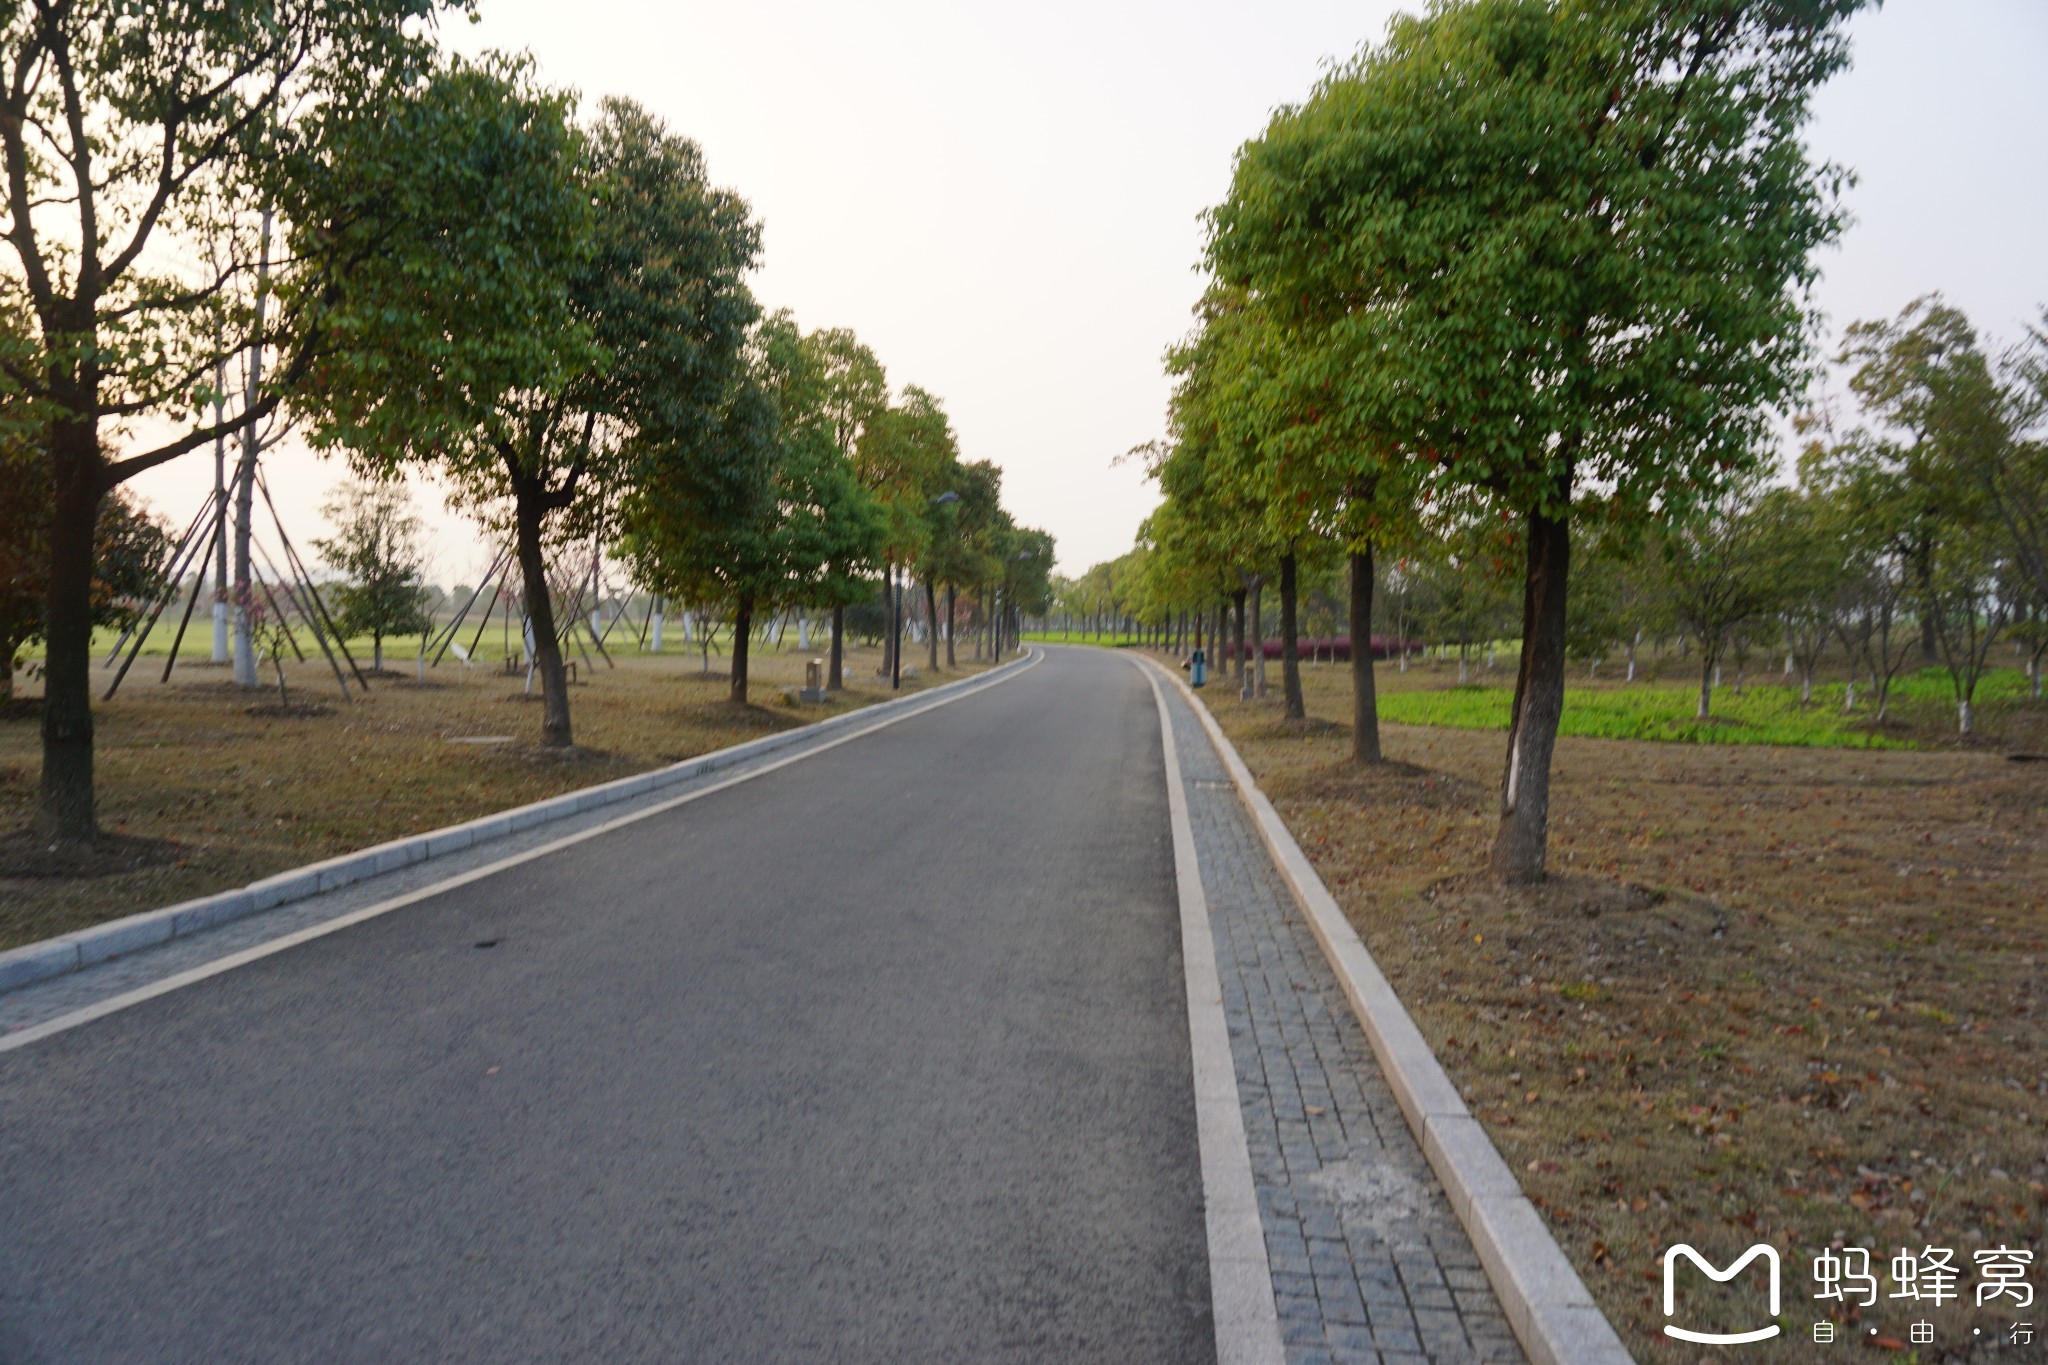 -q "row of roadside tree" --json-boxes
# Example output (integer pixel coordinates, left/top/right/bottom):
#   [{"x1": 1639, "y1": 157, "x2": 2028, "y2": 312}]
[
  {"x1": 0, "y1": 9, "x2": 1048, "y2": 844},
  {"x1": 1063, "y1": 294, "x2": 2047, "y2": 737},
  {"x1": 1077, "y1": 0, "x2": 1908, "y2": 884}
]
